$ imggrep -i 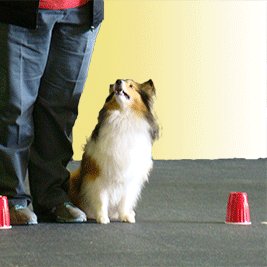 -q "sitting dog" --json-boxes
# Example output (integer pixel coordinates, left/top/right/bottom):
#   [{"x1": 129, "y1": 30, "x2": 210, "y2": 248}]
[{"x1": 69, "y1": 79, "x2": 159, "y2": 224}]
